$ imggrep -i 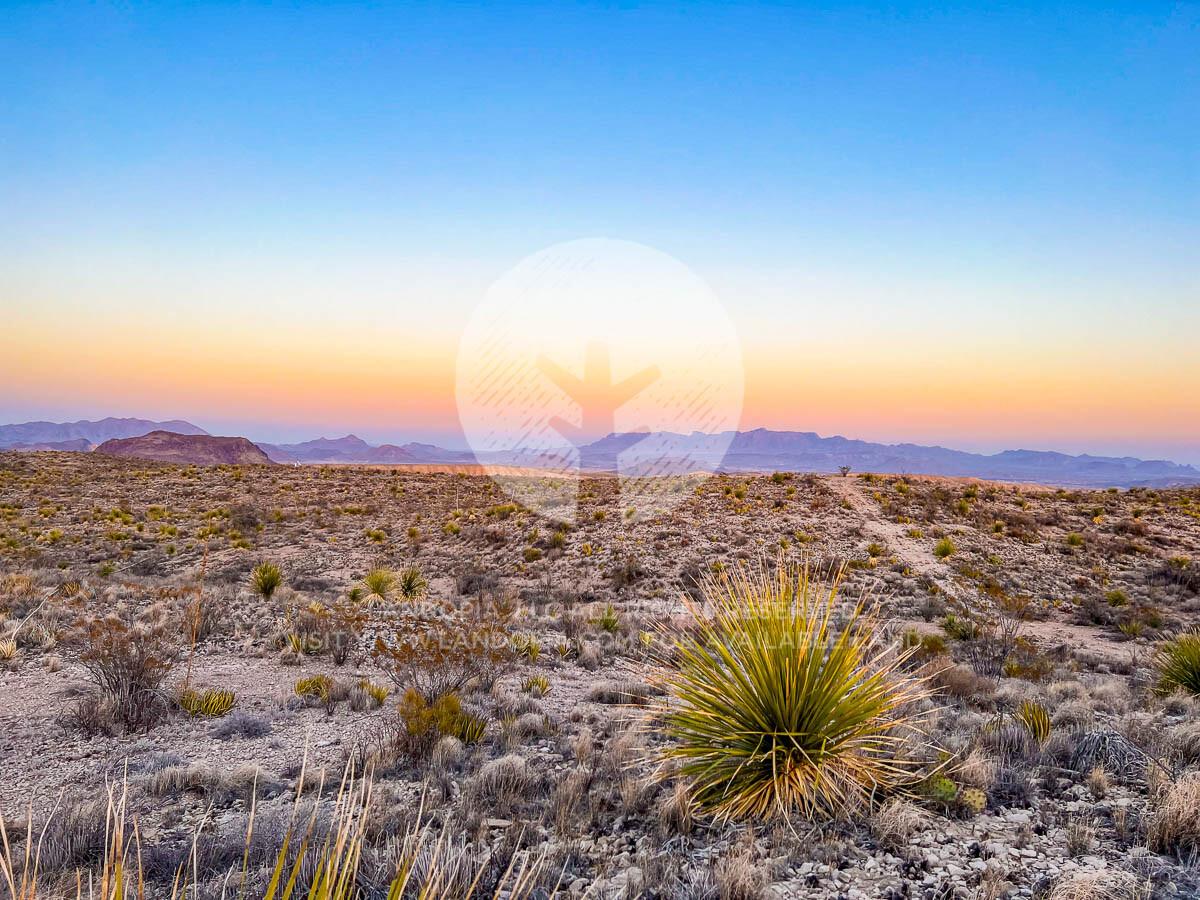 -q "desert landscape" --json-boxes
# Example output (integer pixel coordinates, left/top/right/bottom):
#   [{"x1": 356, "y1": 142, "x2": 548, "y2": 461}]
[
  {"x1": 5, "y1": 4, "x2": 1196, "y2": 898},
  {"x1": 3, "y1": 449, "x2": 1200, "y2": 899}
]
